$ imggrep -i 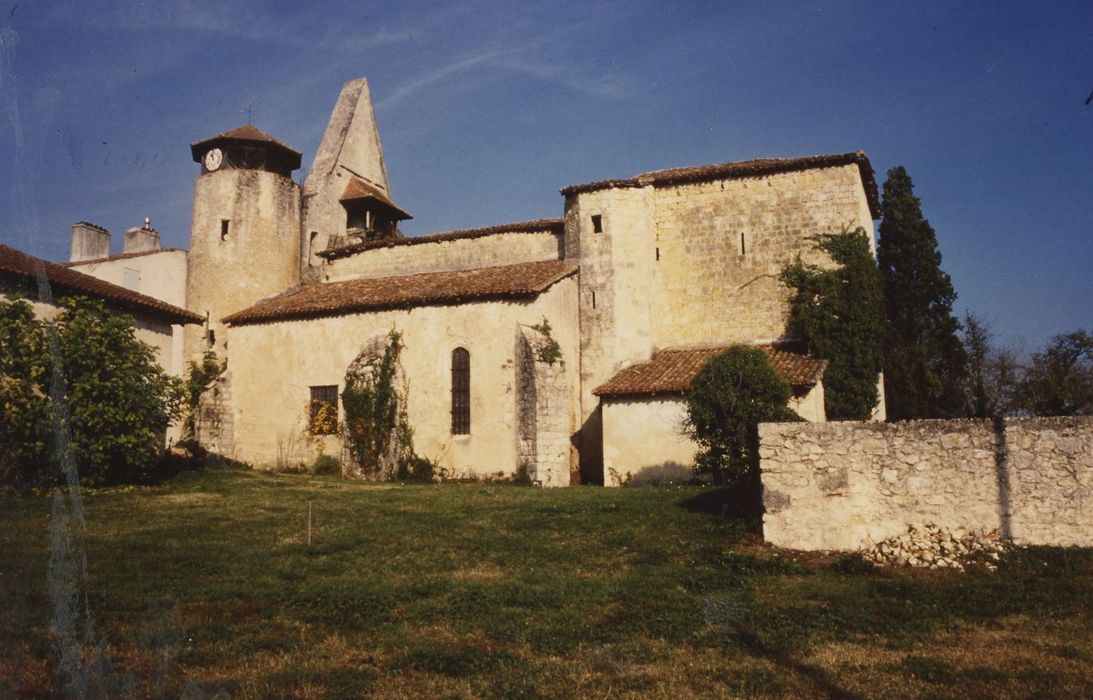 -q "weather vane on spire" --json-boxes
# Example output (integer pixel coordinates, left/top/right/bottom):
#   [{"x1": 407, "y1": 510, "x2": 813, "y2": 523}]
[{"x1": 243, "y1": 103, "x2": 256, "y2": 124}]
